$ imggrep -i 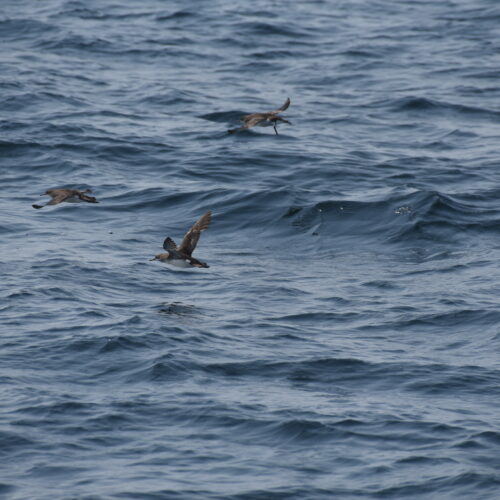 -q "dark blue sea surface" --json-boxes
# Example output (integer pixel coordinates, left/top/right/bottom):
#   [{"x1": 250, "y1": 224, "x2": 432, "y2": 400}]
[{"x1": 1, "y1": 0, "x2": 500, "y2": 498}]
